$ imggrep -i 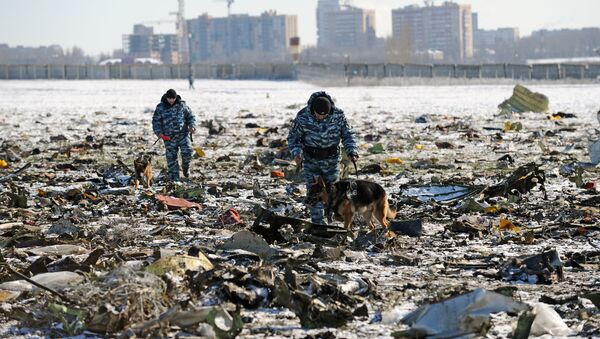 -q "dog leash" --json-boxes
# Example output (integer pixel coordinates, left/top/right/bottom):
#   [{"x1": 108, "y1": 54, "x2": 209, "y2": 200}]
[
  {"x1": 149, "y1": 136, "x2": 165, "y2": 153},
  {"x1": 349, "y1": 157, "x2": 360, "y2": 200},
  {"x1": 352, "y1": 159, "x2": 359, "y2": 178}
]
